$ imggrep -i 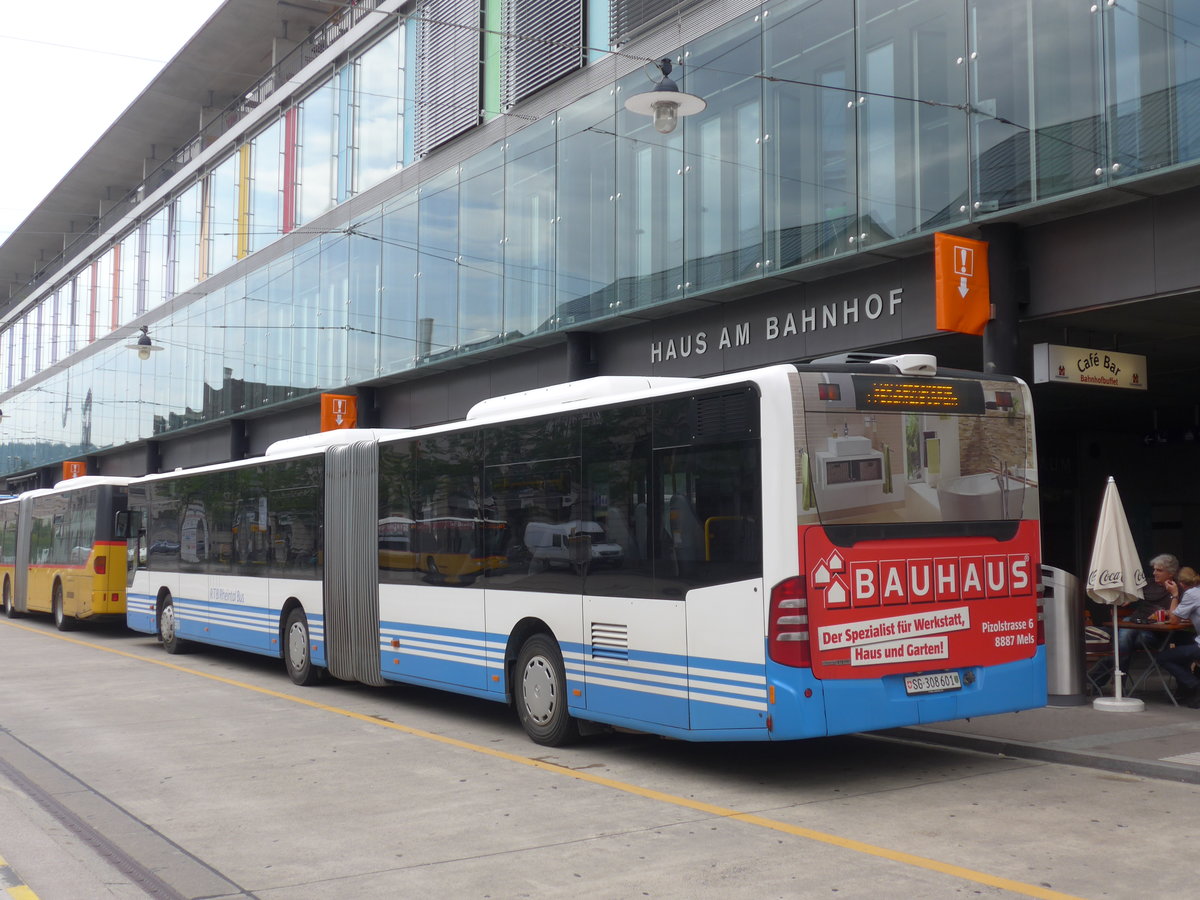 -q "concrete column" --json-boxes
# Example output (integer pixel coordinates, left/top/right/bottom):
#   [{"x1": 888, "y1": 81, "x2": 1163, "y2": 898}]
[
  {"x1": 230, "y1": 420, "x2": 250, "y2": 462},
  {"x1": 355, "y1": 387, "x2": 380, "y2": 428},
  {"x1": 566, "y1": 332, "x2": 598, "y2": 381},
  {"x1": 981, "y1": 222, "x2": 1024, "y2": 377},
  {"x1": 145, "y1": 440, "x2": 162, "y2": 476}
]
